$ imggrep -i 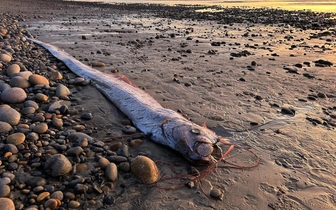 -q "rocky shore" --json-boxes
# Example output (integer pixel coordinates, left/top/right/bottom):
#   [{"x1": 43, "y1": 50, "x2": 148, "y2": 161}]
[{"x1": 1, "y1": 0, "x2": 336, "y2": 210}]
